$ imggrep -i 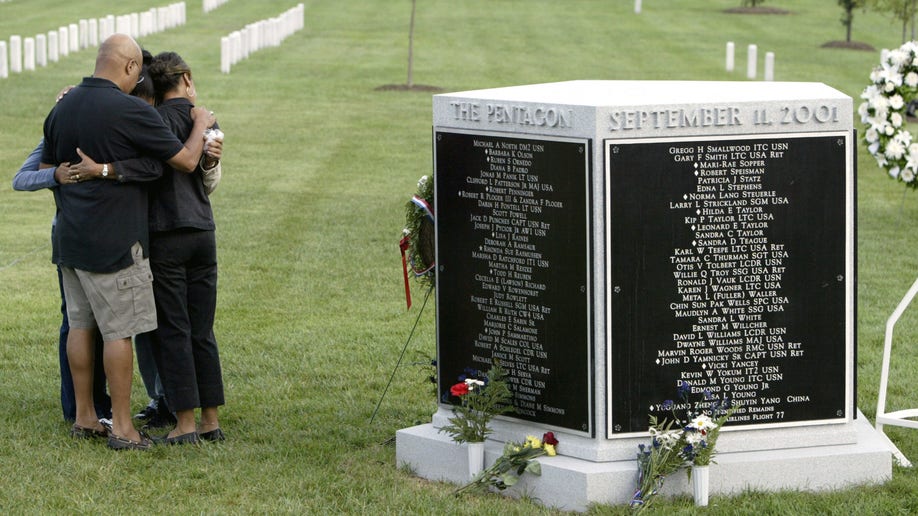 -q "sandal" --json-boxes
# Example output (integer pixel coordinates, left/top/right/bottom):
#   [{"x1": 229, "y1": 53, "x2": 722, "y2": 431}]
[
  {"x1": 107, "y1": 432, "x2": 152, "y2": 451},
  {"x1": 70, "y1": 423, "x2": 109, "y2": 440}
]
